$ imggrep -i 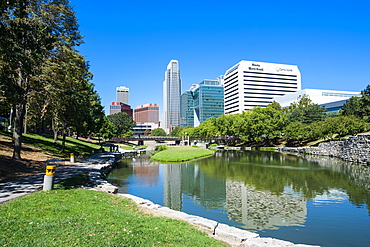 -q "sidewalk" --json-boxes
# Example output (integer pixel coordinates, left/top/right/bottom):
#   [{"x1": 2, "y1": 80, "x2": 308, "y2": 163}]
[{"x1": 0, "y1": 153, "x2": 121, "y2": 204}]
